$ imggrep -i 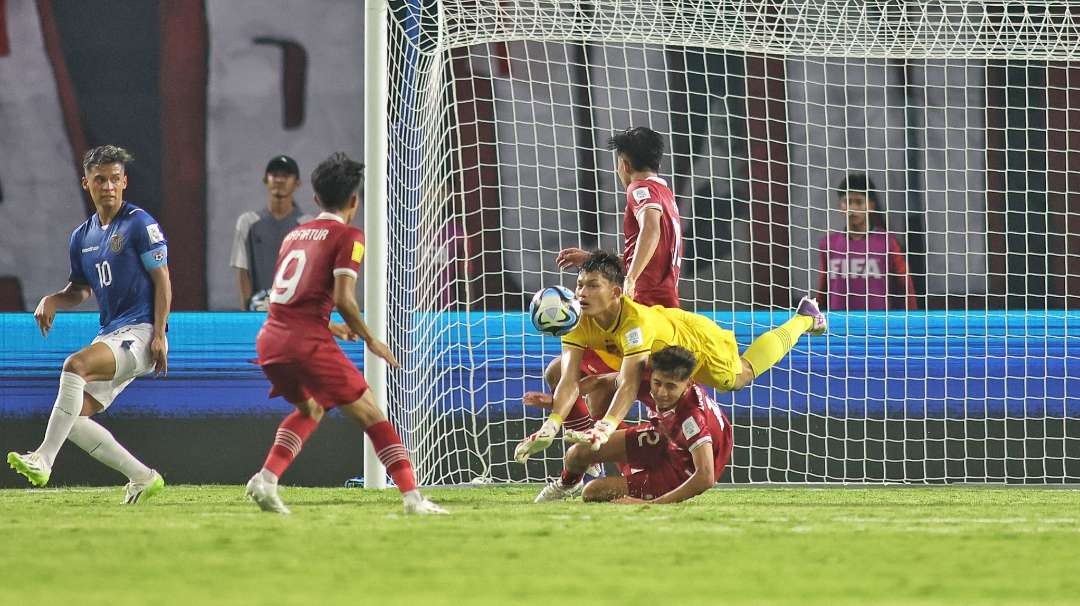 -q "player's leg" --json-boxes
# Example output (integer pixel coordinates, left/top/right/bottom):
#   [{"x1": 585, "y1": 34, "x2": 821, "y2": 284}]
[
  {"x1": 67, "y1": 325, "x2": 165, "y2": 502},
  {"x1": 336, "y1": 391, "x2": 447, "y2": 515},
  {"x1": 580, "y1": 477, "x2": 629, "y2": 502},
  {"x1": 247, "y1": 364, "x2": 324, "y2": 514},
  {"x1": 522, "y1": 355, "x2": 596, "y2": 434},
  {"x1": 732, "y1": 295, "x2": 827, "y2": 390},
  {"x1": 8, "y1": 340, "x2": 117, "y2": 486},
  {"x1": 261, "y1": 396, "x2": 325, "y2": 484},
  {"x1": 64, "y1": 392, "x2": 163, "y2": 504},
  {"x1": 583, "y1": 424, "x2": 671, "y2": 503},
  {"x1": 534, "y1": 430, "x2": 628, "y2": 503}
]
